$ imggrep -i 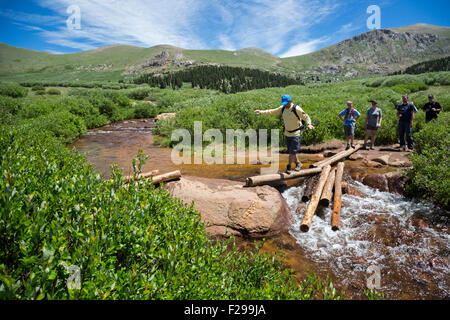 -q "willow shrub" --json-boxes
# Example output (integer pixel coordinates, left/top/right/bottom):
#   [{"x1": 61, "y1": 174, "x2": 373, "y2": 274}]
[
  {"x1": 0, "y1": 85, "x2": 28, "y2": 98},
  {"x1": 154, "y1": 80, "x2": 438, "y2": 147},
  {"x1": 0, "y1": 126, "x2": 343, "y2": 299},
  {"x1": 406, "y1": 113, "x2": 450, "y2": 209}
]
